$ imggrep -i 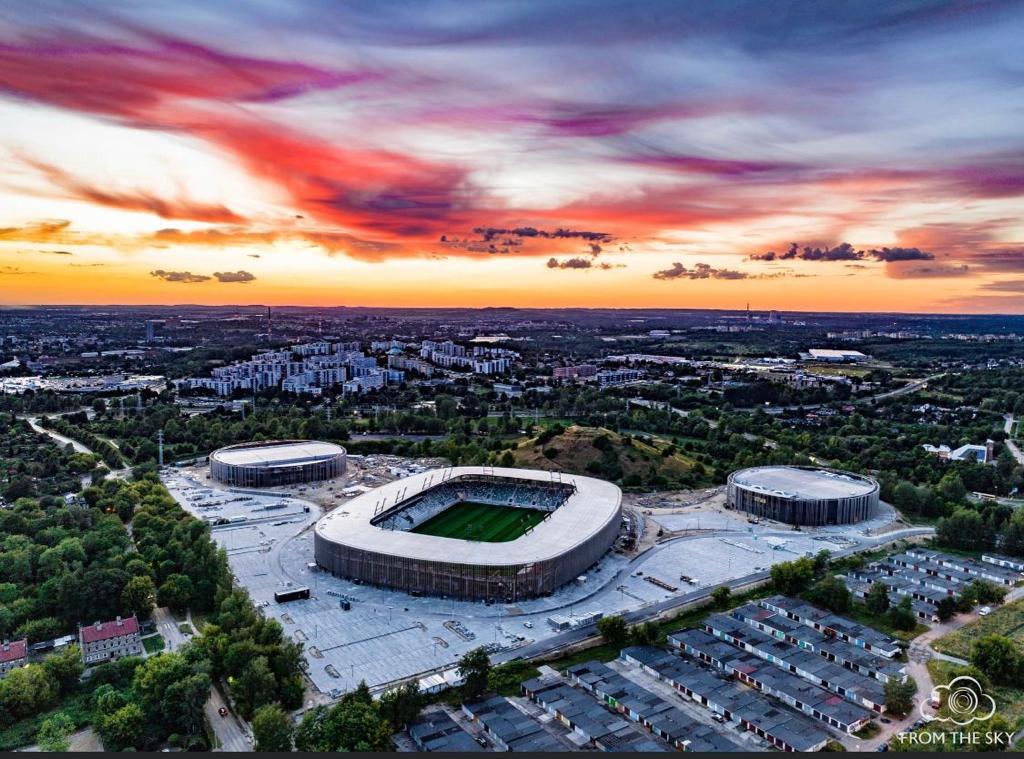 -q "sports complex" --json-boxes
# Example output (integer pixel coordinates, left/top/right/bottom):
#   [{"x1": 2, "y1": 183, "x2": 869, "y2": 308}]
[
  {"x1": 314, "y1": 466, "x2": 622, "y2": 601},
  {"x1": 727, "y1": 465, "x2": 879, "y2": 526},
  {"x1": 210, "y1": 439, "x2": 347, "y2": 487}
]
